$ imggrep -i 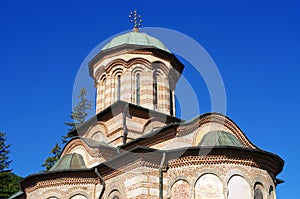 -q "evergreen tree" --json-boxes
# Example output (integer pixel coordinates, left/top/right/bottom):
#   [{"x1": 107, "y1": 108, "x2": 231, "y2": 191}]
[
  {"x1": 42, "y1": 88, "x2": 93, "y2": 171},
  {"x1": 62, "y1": 88, "x2": 93, "y2": 143},
  {"x1": 0, "y1": 131, "x2": 22, "y2": 198},
  {"x1": 0, "y1": 131, "x2": 11, "y2": 172},
  {"x1": 41, "y1": 143, "x2": 61, "y2": 171},
  {"x1": 0, "y1": 171, "x2": 22, "y2": 198}
]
